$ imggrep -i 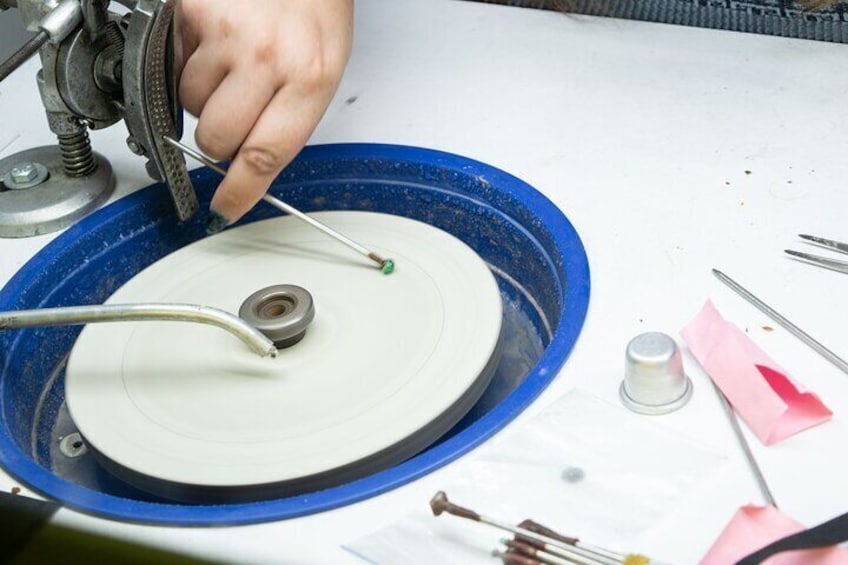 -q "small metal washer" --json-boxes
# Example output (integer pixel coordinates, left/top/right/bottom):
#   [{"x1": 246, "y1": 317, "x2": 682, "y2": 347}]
[
  {"x1": 239, "y1": 285, "x2": 315, "y2": 349},
  {"x1": 59, "y1": 432, "x2": 88, "y2": 458}
]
